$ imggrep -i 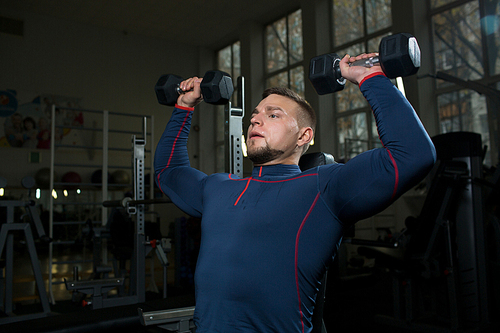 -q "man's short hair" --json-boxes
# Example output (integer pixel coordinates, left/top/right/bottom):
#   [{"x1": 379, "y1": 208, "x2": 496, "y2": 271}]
[
  {"x1": 262, "y1": 87, "x2": 316, "y2": 133},
  {"x1": 262, "y1": 87, "x2": 316, "y2": 155}
]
